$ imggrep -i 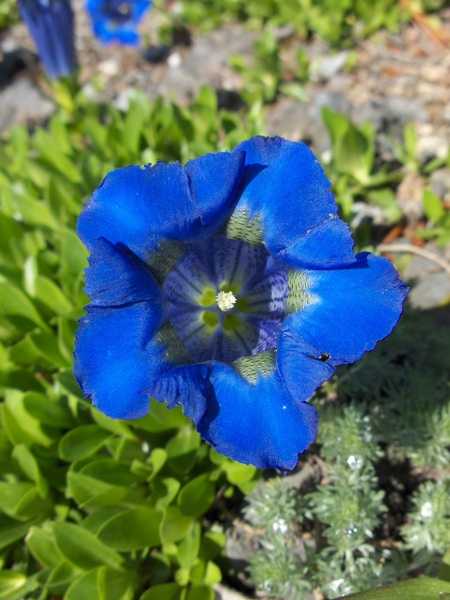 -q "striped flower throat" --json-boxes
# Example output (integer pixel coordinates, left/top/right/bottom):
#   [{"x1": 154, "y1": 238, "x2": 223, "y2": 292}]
[{"x1": 162, "y1": 237, "x2": 290, "y2": 364}]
